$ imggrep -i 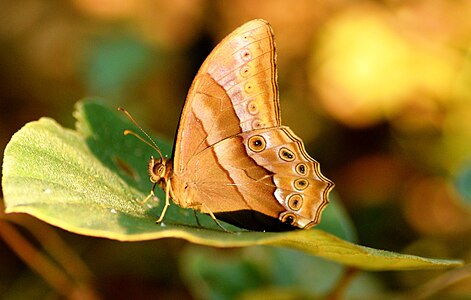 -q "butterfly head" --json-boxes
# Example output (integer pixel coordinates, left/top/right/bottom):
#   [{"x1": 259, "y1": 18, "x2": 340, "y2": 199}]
[{"x1": 148, "y1": 156, "x2": 170, "y2": 184}]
